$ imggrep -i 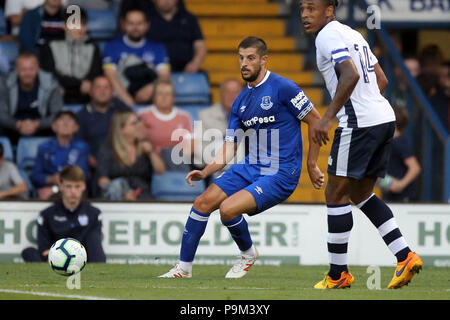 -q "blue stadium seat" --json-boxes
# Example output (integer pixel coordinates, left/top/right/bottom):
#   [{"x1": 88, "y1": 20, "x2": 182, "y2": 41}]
[
  {"x1": 0, "y1": 9, "x2": 6, "y2": 36},
  {"x1": 0, "y1": 136, "x2": 14, "y2": 162},
  {"x1": 87, "y1": 9, "x2": 118, "y2": 40},
  {"x1": 172, "y1": 72, "x2": 211, "y2": 105},
  {"x1": 63, "y1": 104, "x2": 84, "y2": 114},
  {"x1": 152, "y1": 171, "x2": 205, "y2": 201},
  {"x1": 132, "y1": 105, "x2": 148, "y2": 114},
  {"x1": 178, "y1": 105, "x2": 207, "y2": 122},
  {"x1": 16, "y1": 137, "x2": 52, "y2": 173},
  {"x1": 0, "y1": 41, "x2": 19, "y2": 71}
]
